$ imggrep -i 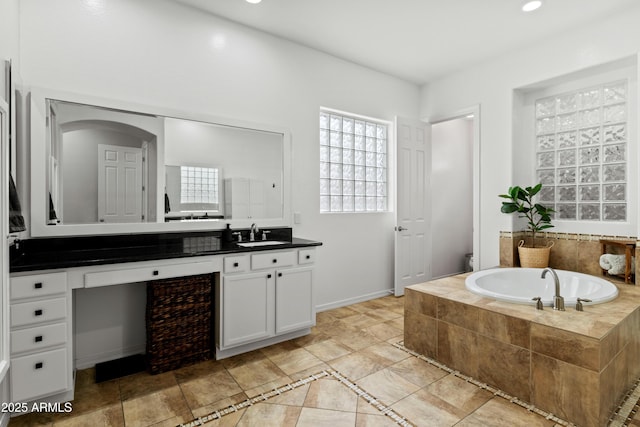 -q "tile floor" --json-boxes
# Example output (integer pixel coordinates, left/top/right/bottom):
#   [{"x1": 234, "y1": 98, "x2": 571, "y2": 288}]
[{"x1": 9, "y1": 295, "x2": 583, "y2": 426}]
